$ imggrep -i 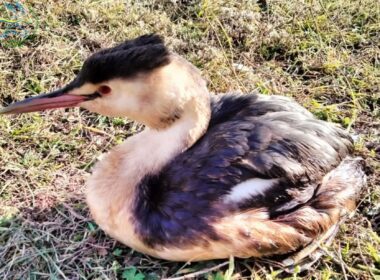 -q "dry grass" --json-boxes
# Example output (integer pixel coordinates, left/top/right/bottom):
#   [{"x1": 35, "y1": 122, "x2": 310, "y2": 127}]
[{"x1": 0, "y1": 0, "x2": 379, "y2": 279}]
